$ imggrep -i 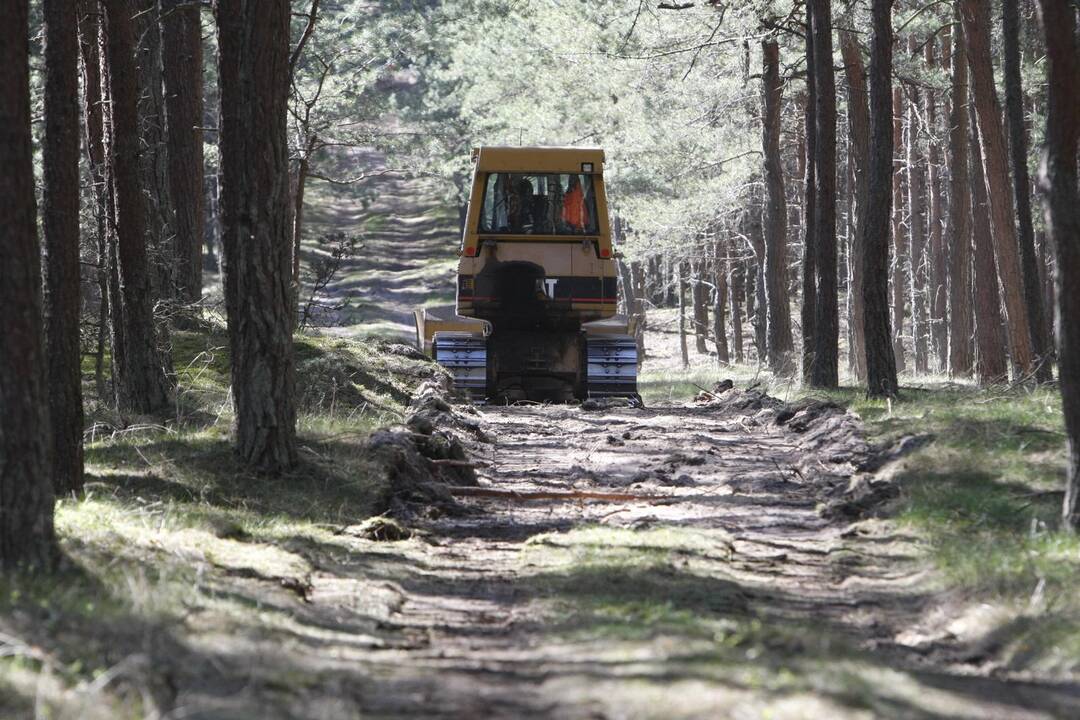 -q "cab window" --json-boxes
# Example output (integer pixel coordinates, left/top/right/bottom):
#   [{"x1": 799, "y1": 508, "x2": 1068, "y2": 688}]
[{"x1": 478, "y1": 173, "x2": 598, "y2": 235}]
